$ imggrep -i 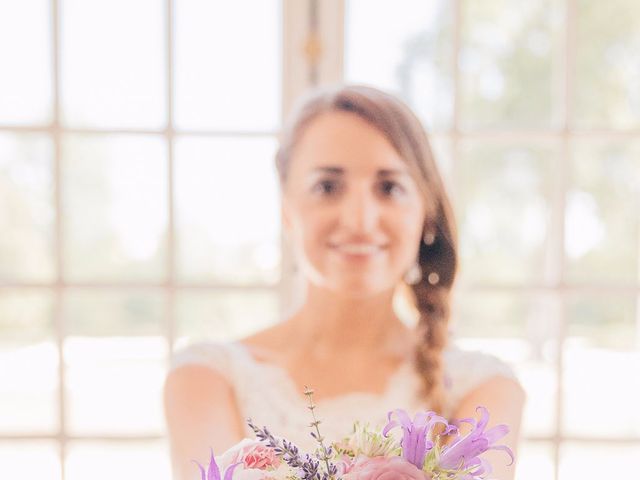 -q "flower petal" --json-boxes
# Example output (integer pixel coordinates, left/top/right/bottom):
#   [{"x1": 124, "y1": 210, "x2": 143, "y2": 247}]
[
  {"x1": 443, "y1": 423, "x2": 459, "y2": 436},
  {"x1": 382, "y1": 419, "x2": 399, "y2": 438},
  {"x1": 411, "y1": 411, "x2": 432, "y2": 428},
  {"x1": 393, "y1": 409, "x2": 414, "y2": 429},
  {"x1": 383, "y1": 409, "x2": 413, "y2": 438},
  {"x1": 452, "y1": 417, "x2": 476, "y2": 429},
  {"x1": 475, "y1": 406, "x2": 490, "y2": 431},
  {"x1": 489, "y1": 444, "x2": 515, "y2": 466},
  {"x1": 439, "y1": 435, "x2": 489, "y2": 469},
  {"x1": 192, "y1": 460, "x2": 206, "y2": 480},
  {"x1": 223, "y1": 462, "x2": 242, "y2": 480},
  {"x1": 484, "y1": 424, "x2": 510, "y2": 444},
  {"x1": 427, "y1": 413, "x2": 450, "y2": 433},
  {"x1": 467, "y1": 456, "x2": 492, "y2": 477},
  {"x1": 207, "y1": 448, "x2": 221, "y2": 480}
]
